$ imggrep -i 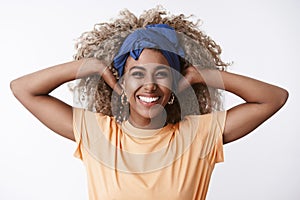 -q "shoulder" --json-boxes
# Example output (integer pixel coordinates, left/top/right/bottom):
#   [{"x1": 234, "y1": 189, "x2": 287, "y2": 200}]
[
  {"x1": 72, "y1": 107, "x2": 118, "y2": 128},
  {"x1": 180, "y1": 111, "x2": 226, "y2": 129},
  {"x1": 72, "y1": 107, "x2": 121, "y2": 142}
]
